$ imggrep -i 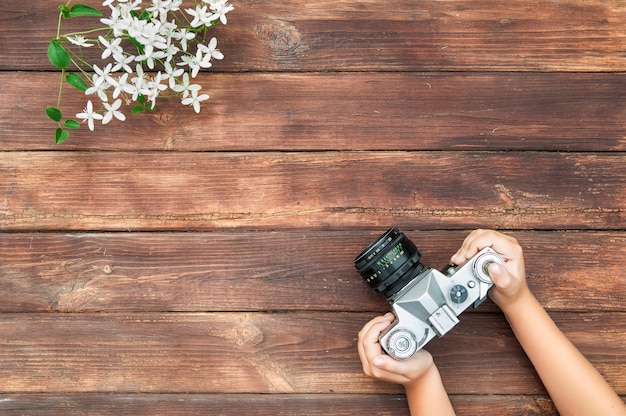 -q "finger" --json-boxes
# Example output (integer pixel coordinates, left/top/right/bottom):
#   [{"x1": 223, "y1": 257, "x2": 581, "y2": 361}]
[
  {"x1": 360, "y1": 315, "x2": 393, "y2": 357},
  {"x1": 369, "y1": 355, "x2": 411, "y2": 384},
  {"x1": 452, "y1": 230, "x2": 521, "y2": 264},
  {"x1": 371, "y1": 350, "x2": 433, "y2": 385},
  {"x1": 451, "y1": 229, "x2": 486, "y2": 263},
  {"x1": 488, "y1": 262, "x2": 511, "y2": 289},
  {"x1": 358, "y1": 314, "x2": 393, "y2": 345},
  {"x1": 357, "y1": 315, "x2": 394, "y2": 373},
  {"x1": 488, "y1": 262, "x2": 524, "y2": 303},
  {"x1": 476, "y1": 237, "x2": 520, "y2": 264}
]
